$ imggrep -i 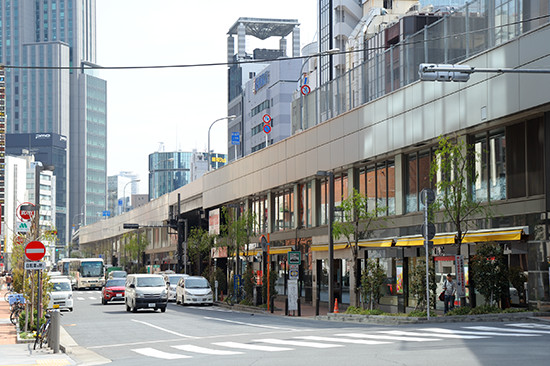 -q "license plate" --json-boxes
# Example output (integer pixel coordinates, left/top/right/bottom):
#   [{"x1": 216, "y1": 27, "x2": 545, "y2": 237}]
[
  {"x1": 148, "y1": 303, "x2": 155, "y2": 308},
  {"x1": 116, "y1": 294, "x2": 122, "y2": 297}
]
